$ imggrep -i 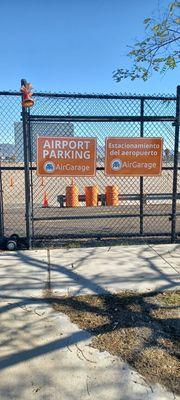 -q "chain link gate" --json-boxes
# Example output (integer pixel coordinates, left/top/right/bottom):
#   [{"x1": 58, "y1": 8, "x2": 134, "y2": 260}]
[{"x1": 0, "y1": 88, "x2": 179, "y2": 249}]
